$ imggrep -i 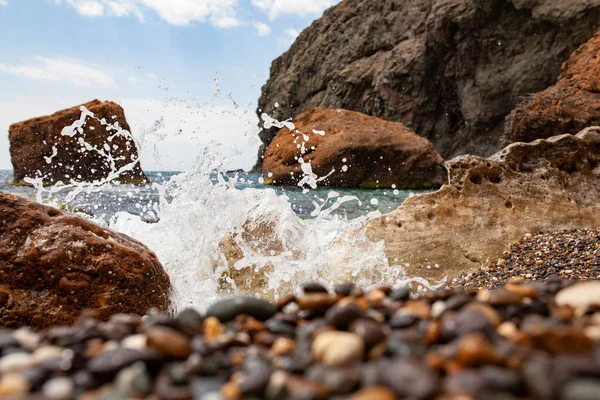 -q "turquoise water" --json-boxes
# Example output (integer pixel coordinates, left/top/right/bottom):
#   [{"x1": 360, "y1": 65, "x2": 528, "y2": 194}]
[{"x1": 0, "y1": 170, "x2": 424, "y2": 222}]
